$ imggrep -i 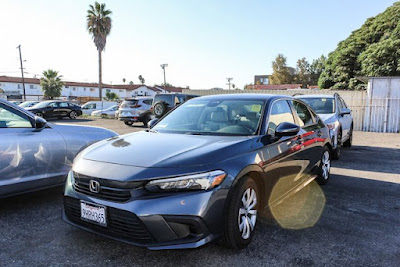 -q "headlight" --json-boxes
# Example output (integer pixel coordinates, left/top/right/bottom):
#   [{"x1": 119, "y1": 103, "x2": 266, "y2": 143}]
[
  {"x1": 326, "y1": 120, "x2": 339, "y2": 130},
  {"x1": 145, "y1": 170, "x2": 227, "y2": 192}
]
